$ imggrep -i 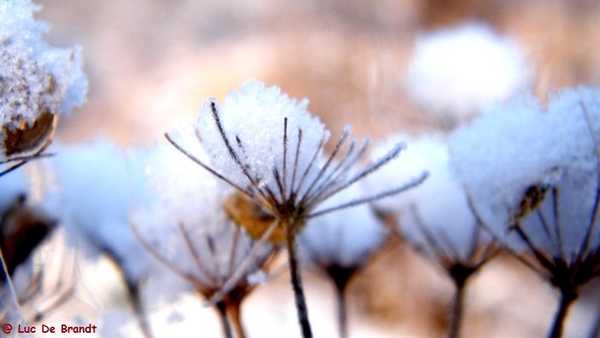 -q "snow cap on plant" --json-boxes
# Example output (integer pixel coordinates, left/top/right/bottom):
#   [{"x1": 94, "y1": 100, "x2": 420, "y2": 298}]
[
  {"x1": 168, "y1": 80, "x2": 426, "y2": 236},
  {"x1": 368, "y1": 133, "x2": 497, "y2": 269},
  {"x1": 166, "y1": 80, "x2": 426, "y2": 337},
  {"x1": 132, "y1": 140, "x2": 276, "y2": 299},
  {"x1": 52, "y1": 138, "x2": 153, "y2": 284},
  {"x1": 300, "y1": 183, "x2": 386, "y2": 270},
  {"x1": 450, "y1": 85, "x2": 600, "y2": 338},
  {"x1": 0, "y1": 0, "x2": 87, "y2": 165},
  {"x1": 450, "y1": 86, "x2": 600, "y2": 267},
  {"x1": 407, "y1": 22, "x2": 531, "y2": 128}
]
